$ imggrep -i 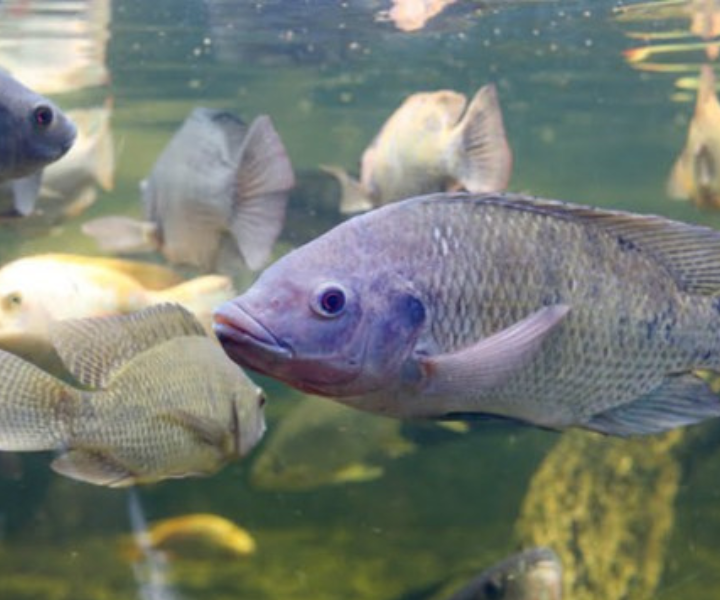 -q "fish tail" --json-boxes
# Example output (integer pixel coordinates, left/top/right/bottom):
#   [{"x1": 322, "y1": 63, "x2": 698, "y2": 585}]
[
  {"x1": 149, "y1": 275, "x2": 236, "y2": 333},
  {"x1": 229, "y1": 115, "x2": 295, "y2": 271},
  {"x1": 0, "y1": 349, "x2": 79, "y2": 451},
  {"x1": 320, "y1": 164, "x2": 375, "y2": 214},
  {"x1": 450, "y1": 83, "x2": 513, "y2": 193}
]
